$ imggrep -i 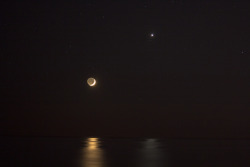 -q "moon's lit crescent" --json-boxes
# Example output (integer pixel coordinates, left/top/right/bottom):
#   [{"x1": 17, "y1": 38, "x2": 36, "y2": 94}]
[
  {"x1": 90, "y1": 79, "x2": 96, "y2": 86},
  {"x1": 87, "y1": 78, "x2": 96, "y2": 87}
]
